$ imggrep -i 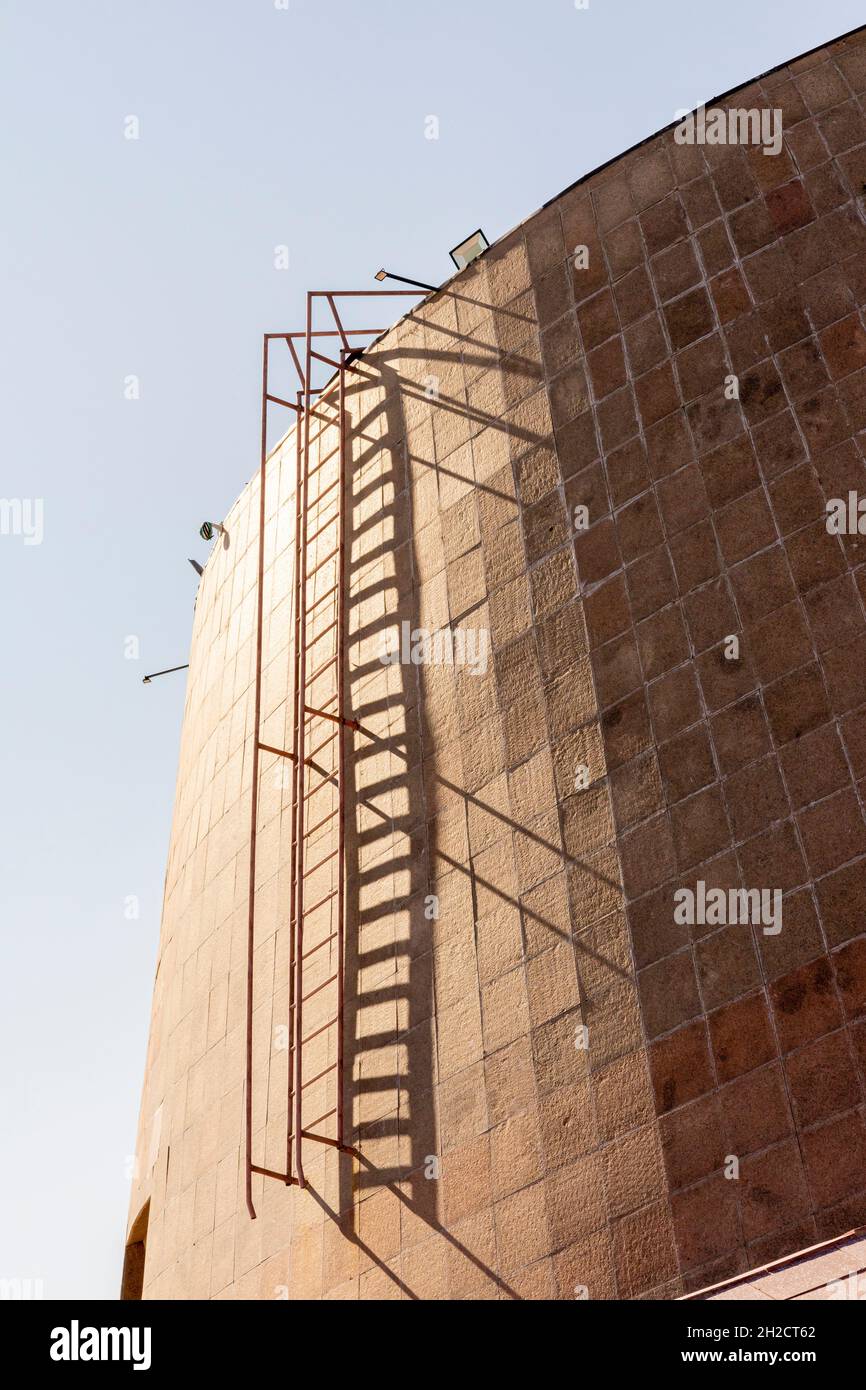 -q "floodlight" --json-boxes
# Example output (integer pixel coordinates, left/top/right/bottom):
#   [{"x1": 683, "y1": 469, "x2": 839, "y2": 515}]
[
  {"x1": 449, "y1": 229, "x2": 489, "y2": 271},
  {"x1": 199, "y1": 521, "x2": 225, "y2": 541}
]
